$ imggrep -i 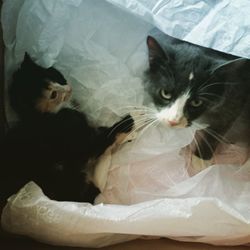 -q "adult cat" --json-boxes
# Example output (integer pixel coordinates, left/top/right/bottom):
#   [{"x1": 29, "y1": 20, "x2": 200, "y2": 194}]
[
  {"x1": 143, "y1": 33, "x2": 250, "y2": 160},
  {"x1": 0, "y1": 53, "x2": 134, "y2": 202}
]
